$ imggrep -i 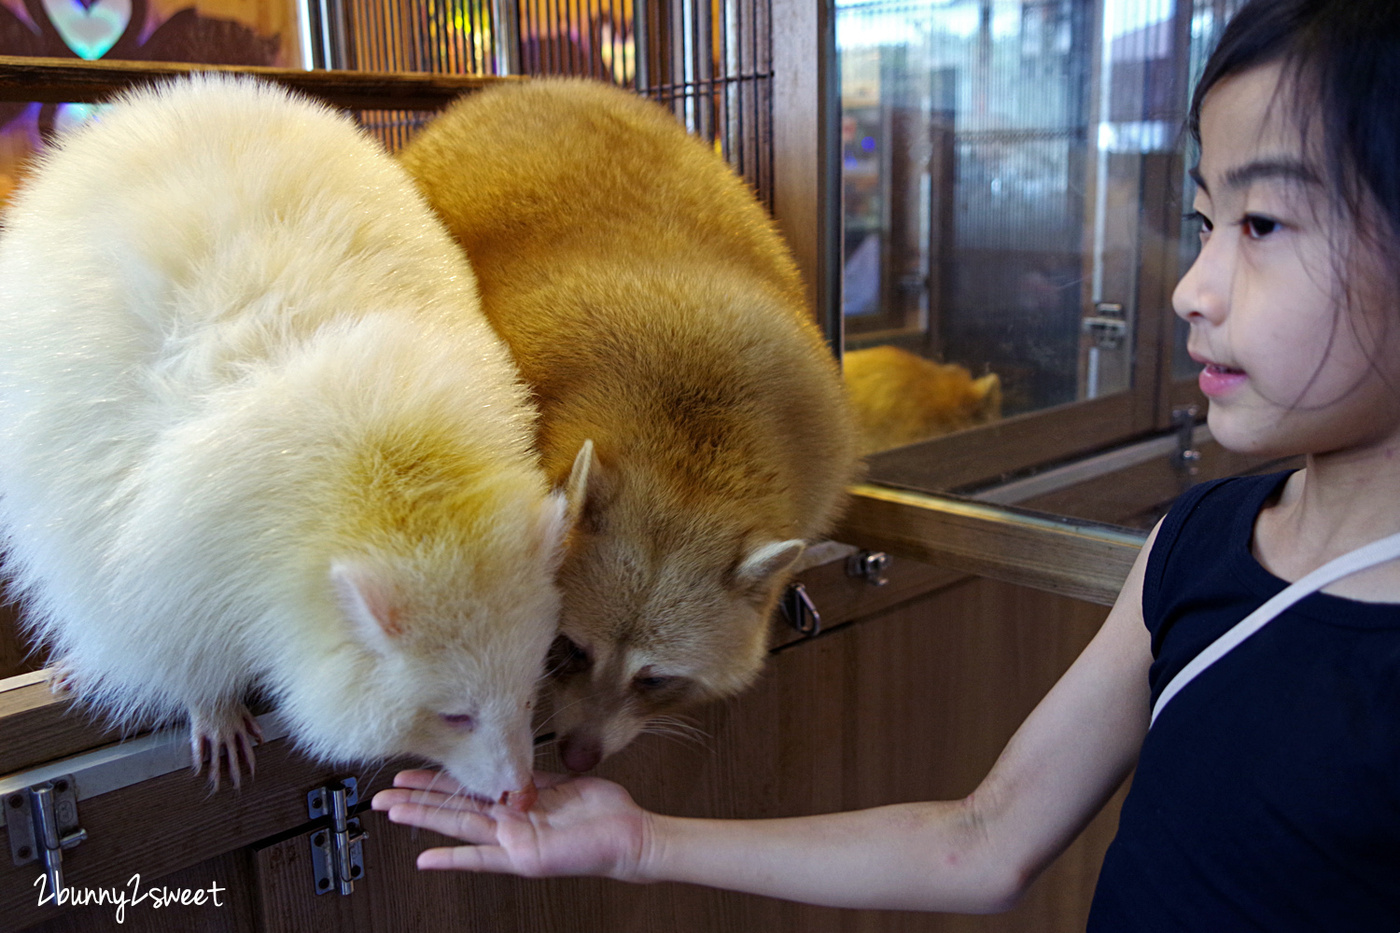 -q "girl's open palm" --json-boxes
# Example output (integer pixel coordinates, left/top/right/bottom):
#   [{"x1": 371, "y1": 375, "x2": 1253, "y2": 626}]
[{"x1": 371, "y1": 769, "x2": 652, "y2": 880}]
